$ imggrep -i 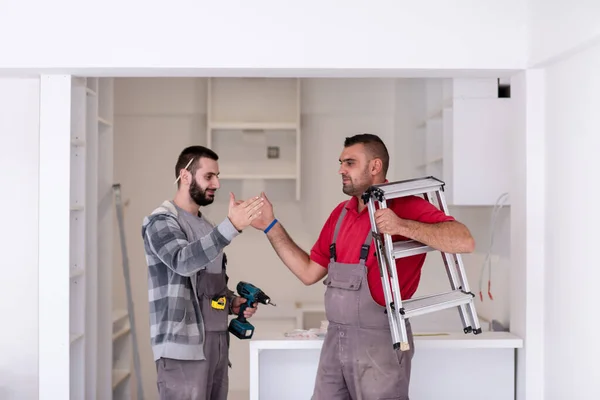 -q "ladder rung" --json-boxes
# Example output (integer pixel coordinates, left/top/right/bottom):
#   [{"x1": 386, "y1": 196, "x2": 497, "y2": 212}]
[
  {"x1": 392, "y1": 240, "x2": 435, "y2": 258},
  {"x1": 364, "y1": 176, "x2": 445, "y2": 201},
  {"x1": 401, "y1": 290, "x2": 474, "y2": 319}
]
